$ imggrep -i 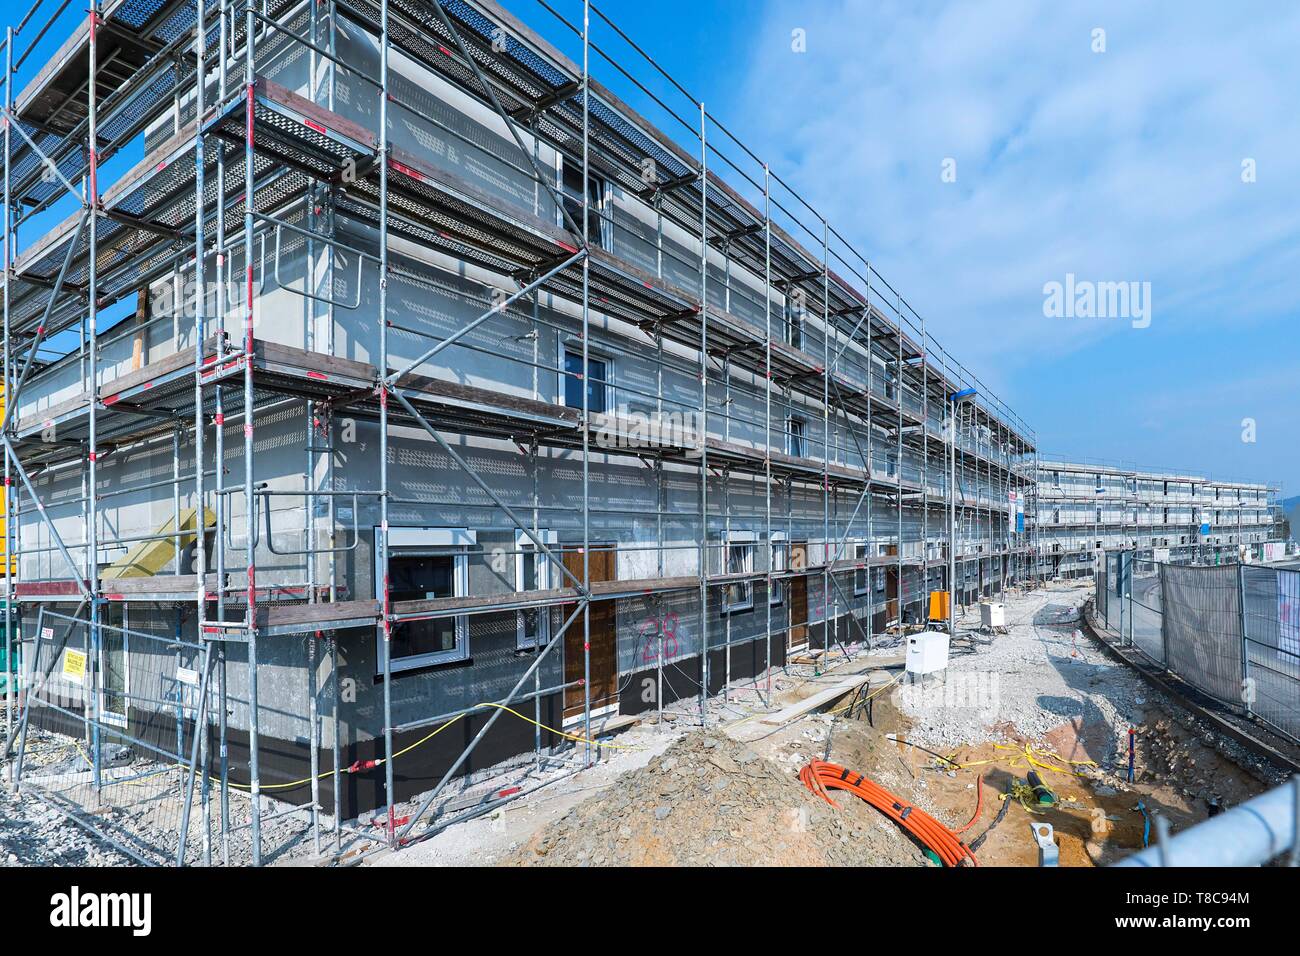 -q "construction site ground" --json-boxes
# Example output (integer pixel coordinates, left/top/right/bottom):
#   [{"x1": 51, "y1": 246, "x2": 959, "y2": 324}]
[
  {"x1": 369, "y1": 580, "x2": 1284, "y2": 867},
  {"x1": 1, "y1": 581, "x2": 1286, "y2": 867}
]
